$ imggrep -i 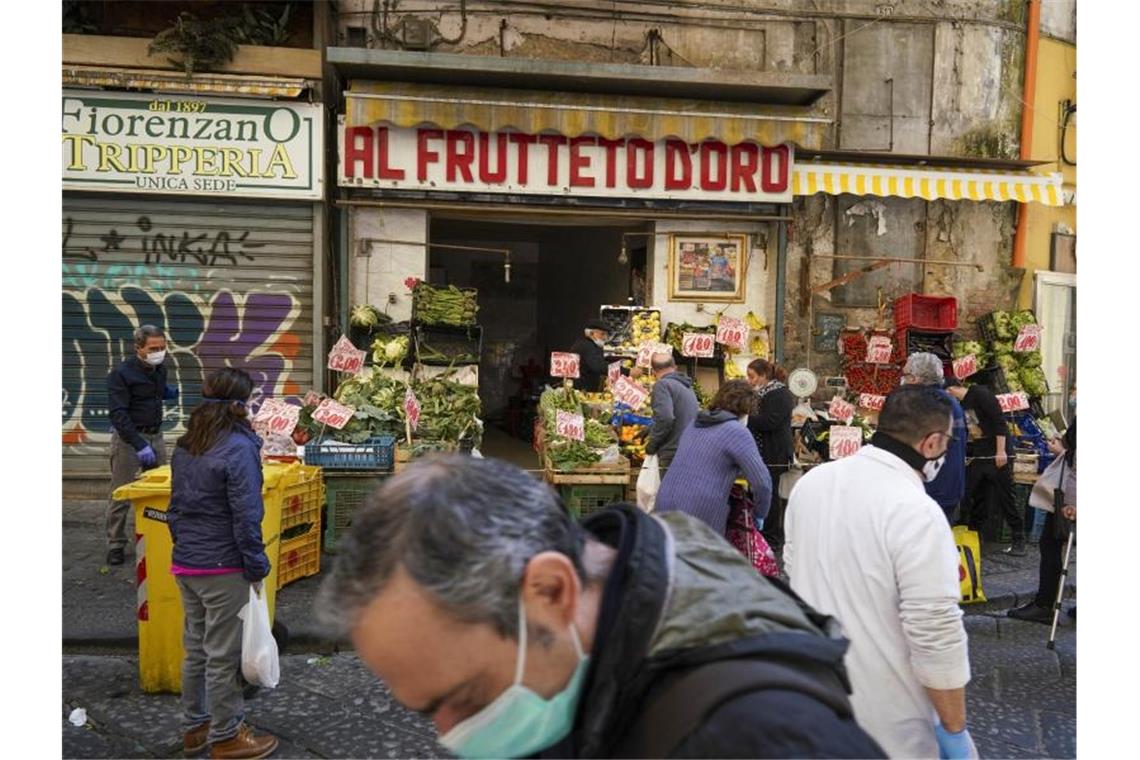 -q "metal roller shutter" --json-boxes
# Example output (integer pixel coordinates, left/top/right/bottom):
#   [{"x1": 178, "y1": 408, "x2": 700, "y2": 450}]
[{"x1": 63, "y1": 195, "x2": 316, "y2": 478}]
